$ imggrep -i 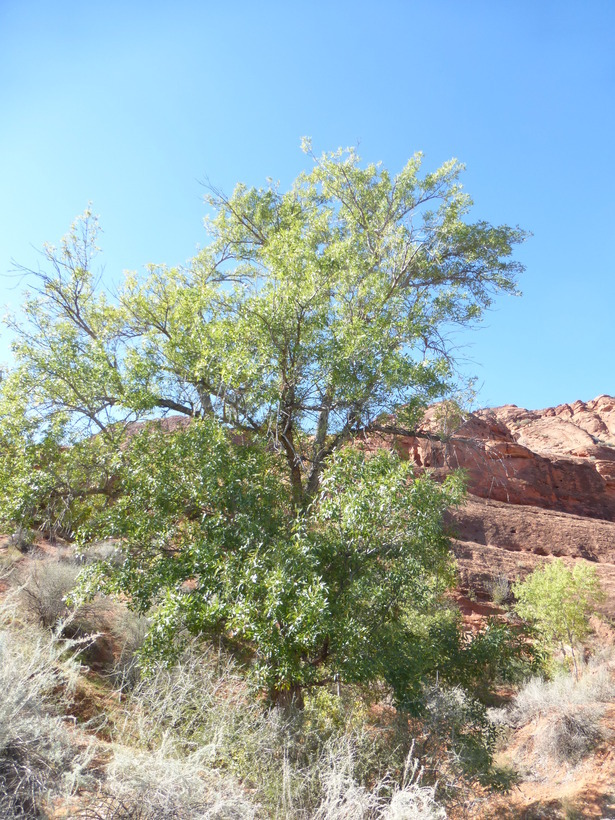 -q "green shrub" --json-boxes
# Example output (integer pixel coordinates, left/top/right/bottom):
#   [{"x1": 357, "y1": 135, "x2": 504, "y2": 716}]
[{"x1": 513, "y1": 559, "x2": 605, "y2": 678}]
